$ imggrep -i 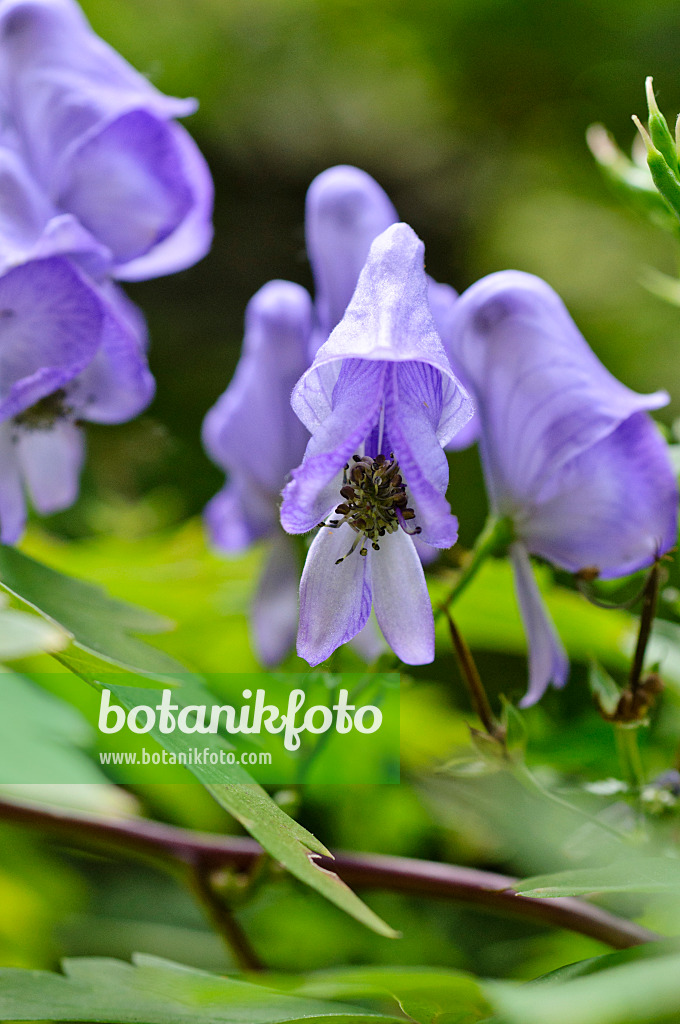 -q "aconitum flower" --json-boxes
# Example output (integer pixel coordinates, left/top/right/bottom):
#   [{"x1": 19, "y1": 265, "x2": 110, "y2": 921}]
[
  {"x1": 306, "y1": 165, "x2": 478, "y2": 451},
  {"x1": 446, "y1": 271, "x2": 678, "y2": 705},
  {"x1": 280, "y1": 222, "x2": 473, "y2": 666},
  {"x1": 0, "y1": 0, "x2": 213, "y2": 278},
  {"x1": 203, "y1": 280, "x2": 312, "y2": 665},
  {"x1": 0, "y1": 141, "x2": 154, "y2": 543}
]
